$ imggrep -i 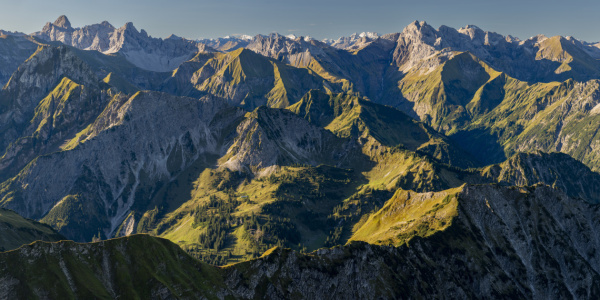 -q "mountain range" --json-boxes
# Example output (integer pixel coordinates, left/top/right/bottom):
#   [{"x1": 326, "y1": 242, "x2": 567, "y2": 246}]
[{"x1": 2, "y1": 15, "x2": 600, "y2": 298}]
